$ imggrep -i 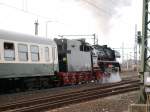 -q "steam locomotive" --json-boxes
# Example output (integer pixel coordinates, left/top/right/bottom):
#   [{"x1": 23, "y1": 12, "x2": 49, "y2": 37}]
[
  {"x1": 0, "y1": 30, "x2": 120, "y2": 93},
  {"x1": 92, "y1": 45, "x2": 121, "y2": 72}
]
